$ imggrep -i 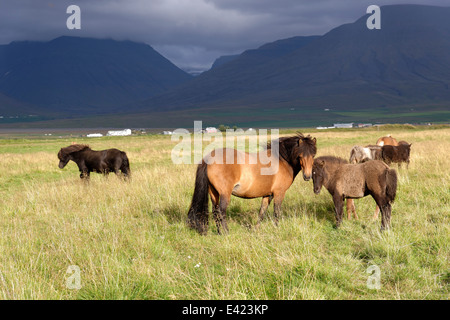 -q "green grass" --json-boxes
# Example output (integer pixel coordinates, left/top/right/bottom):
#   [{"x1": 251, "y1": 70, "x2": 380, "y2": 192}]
[
  {"x1": 1, "y1": 103, "x2": 449, "y2": 129},
  {"x1": 0, "y1": 127, "x2": 448, "y2": 299}
]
